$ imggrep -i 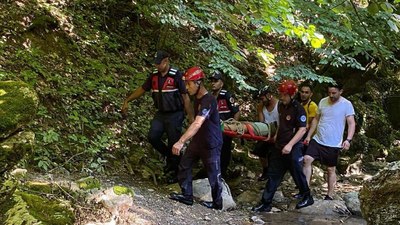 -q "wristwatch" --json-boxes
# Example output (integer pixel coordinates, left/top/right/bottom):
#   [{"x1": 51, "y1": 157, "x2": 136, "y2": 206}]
[{"x1": 346, "y1": 139, "x2": 352, "y2": 143}]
